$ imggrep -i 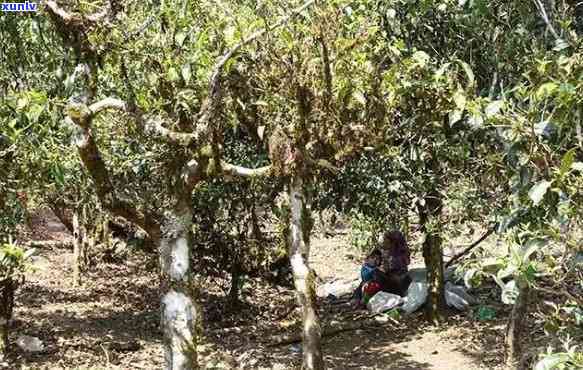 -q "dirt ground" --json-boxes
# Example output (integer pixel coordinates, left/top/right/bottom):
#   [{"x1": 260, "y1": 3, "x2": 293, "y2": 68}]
[{"x1": 6, "y1": 211, "x2": 512, "y2": 369}]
